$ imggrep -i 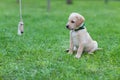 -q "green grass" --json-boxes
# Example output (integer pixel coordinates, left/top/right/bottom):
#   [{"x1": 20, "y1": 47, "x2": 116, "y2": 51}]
[{"x1": 0, "y1": 0, "x2": 120, "y2": 80}]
